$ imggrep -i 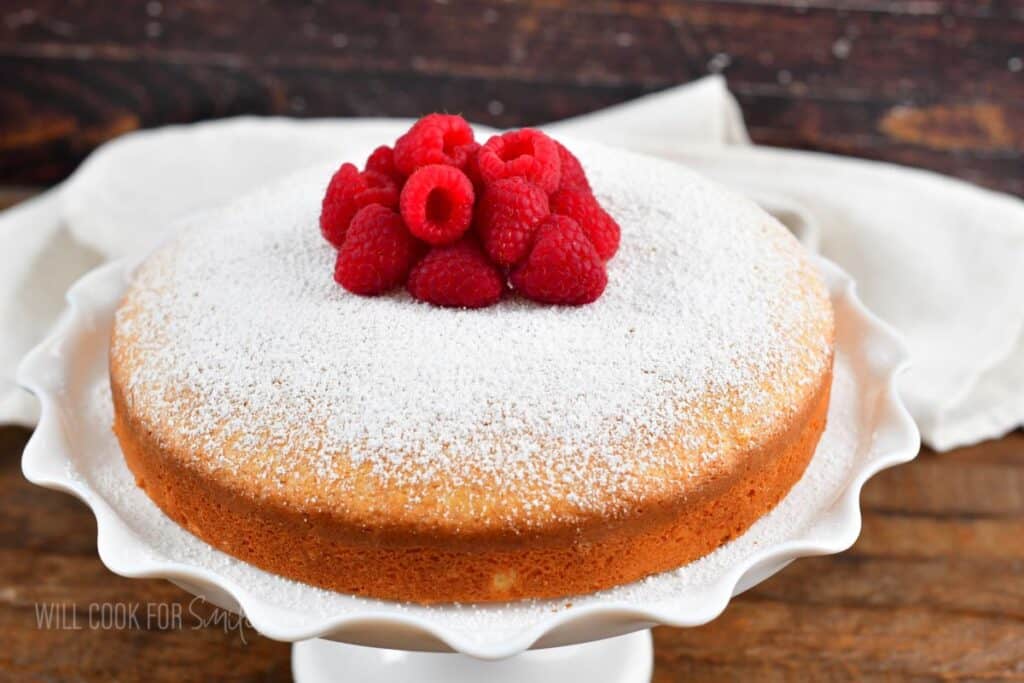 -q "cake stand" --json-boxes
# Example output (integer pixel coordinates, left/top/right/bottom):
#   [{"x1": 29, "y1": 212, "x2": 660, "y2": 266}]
[{"x1": 18, "y1": 255, "x2": 918, "y2": 681}]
